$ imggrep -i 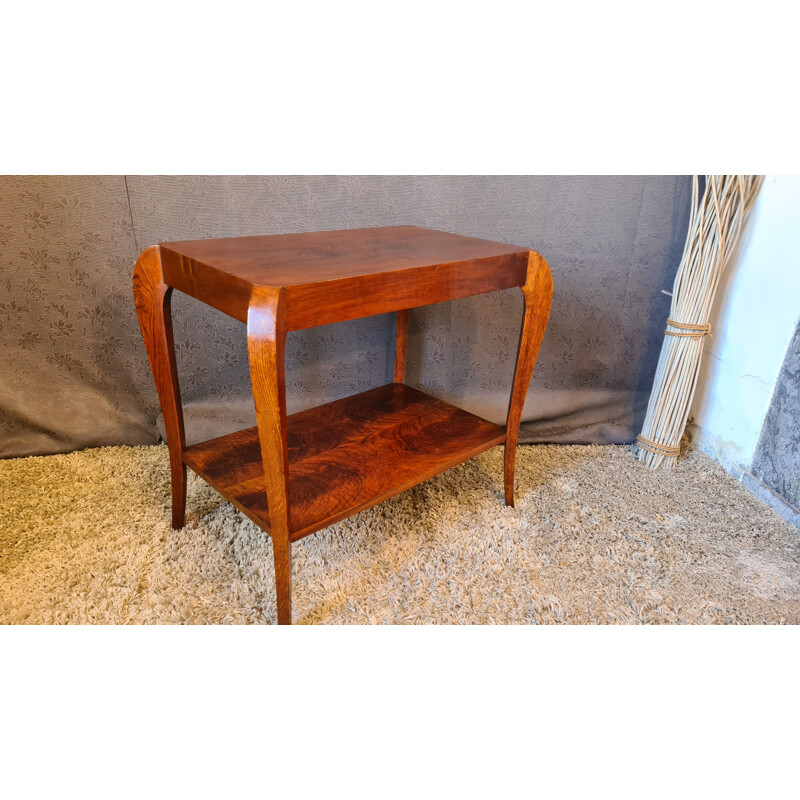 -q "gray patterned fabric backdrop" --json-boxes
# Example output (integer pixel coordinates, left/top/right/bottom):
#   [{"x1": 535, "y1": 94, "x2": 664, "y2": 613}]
[
  {"x1": 1, "y1": 175, "x2": 692, "y2": 458},
  {"x1": 751, "y1": 318, "x2": 800, "y2": 511}
]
